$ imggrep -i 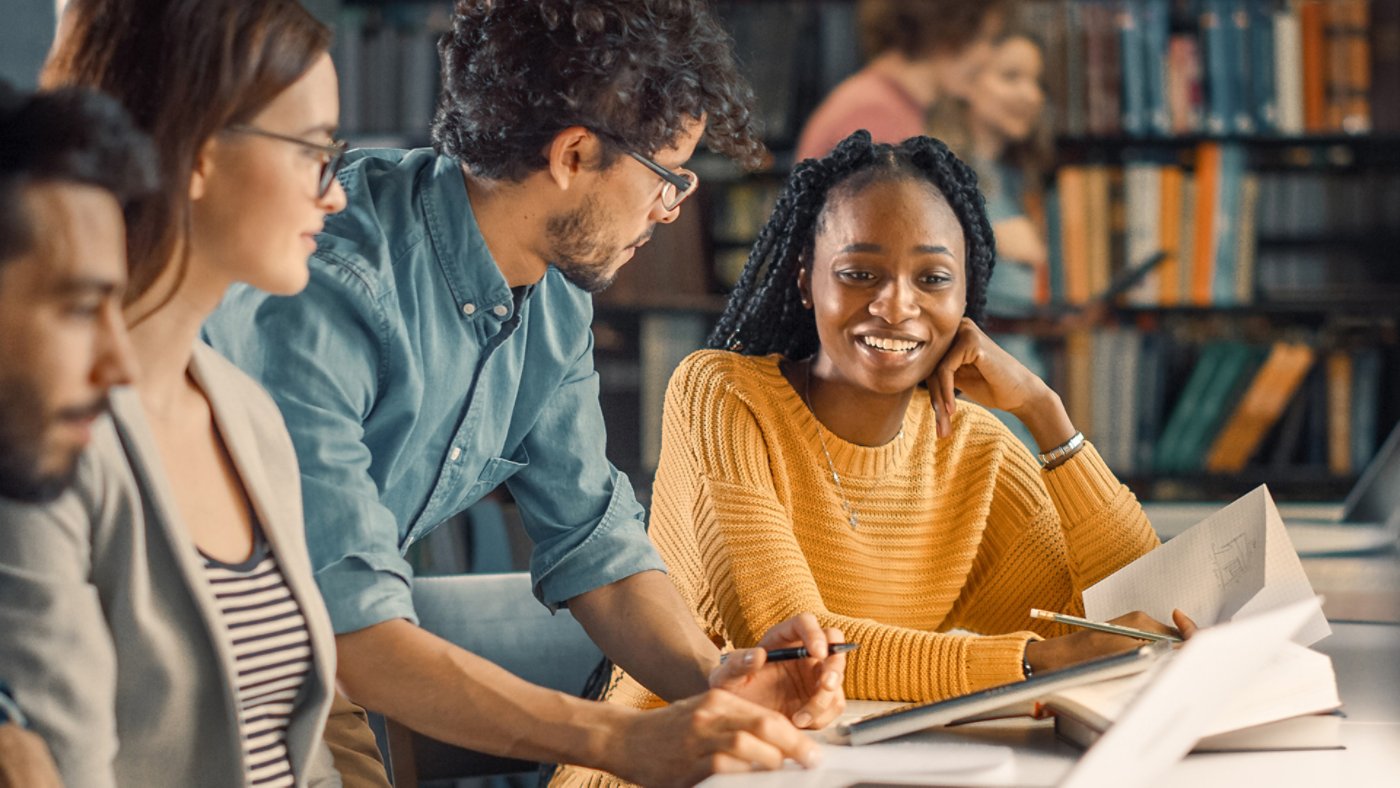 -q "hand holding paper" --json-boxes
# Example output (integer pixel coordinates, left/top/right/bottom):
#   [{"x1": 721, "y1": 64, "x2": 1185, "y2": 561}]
[{"x1": 1083, "y1": 485, "x2": 1330, "y2": 646}]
